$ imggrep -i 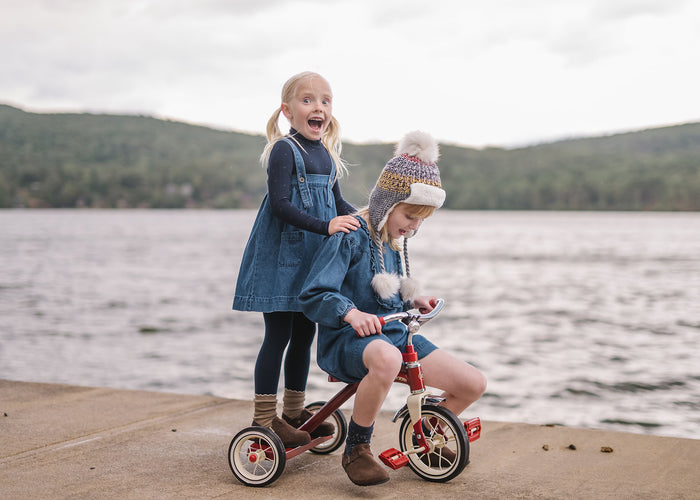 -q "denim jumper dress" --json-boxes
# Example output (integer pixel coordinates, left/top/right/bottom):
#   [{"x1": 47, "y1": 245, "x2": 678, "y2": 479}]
[{"x1": 233, "y1": 138, "x2": 337, "y2": 313}]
